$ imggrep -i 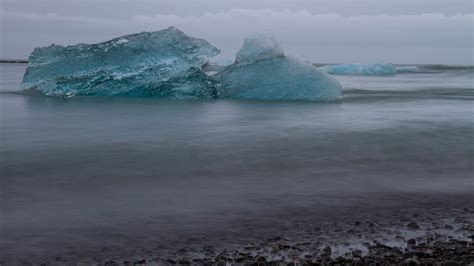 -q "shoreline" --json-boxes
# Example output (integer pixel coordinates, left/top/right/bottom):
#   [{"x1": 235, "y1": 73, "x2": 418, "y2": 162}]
[{"x1": 2, "y1": 197, "x2": 473, "y2": 265}]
